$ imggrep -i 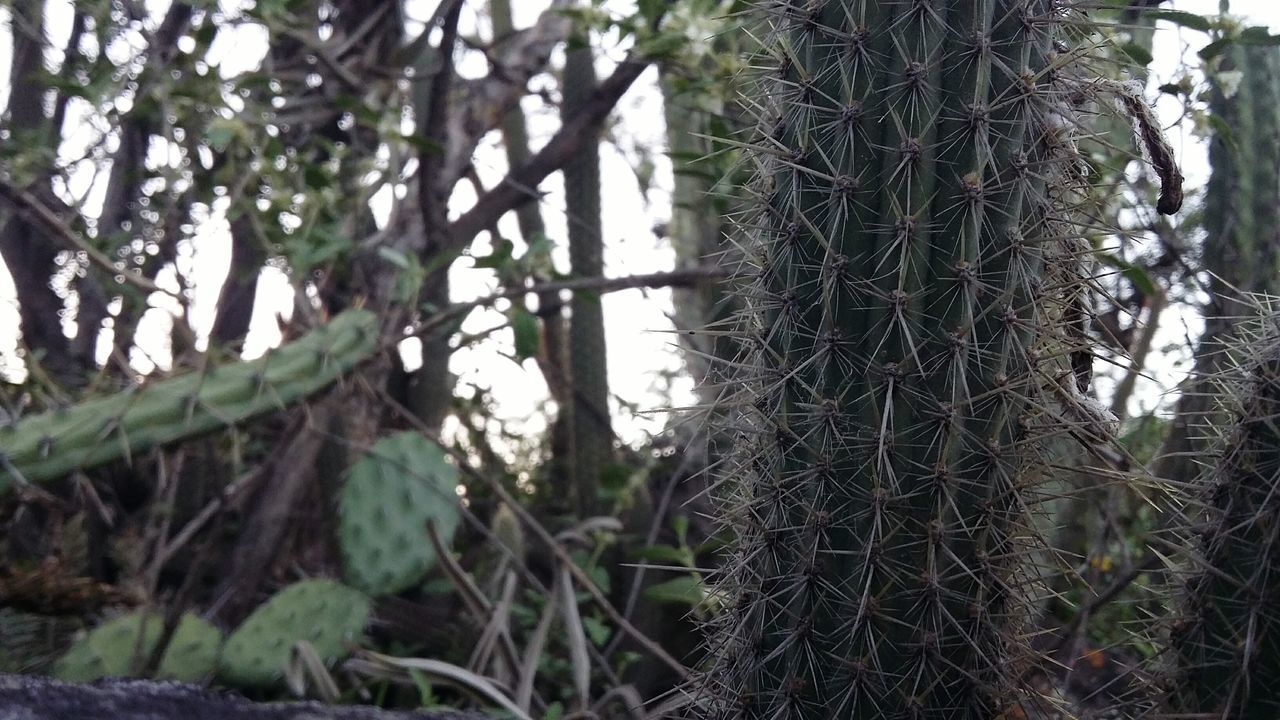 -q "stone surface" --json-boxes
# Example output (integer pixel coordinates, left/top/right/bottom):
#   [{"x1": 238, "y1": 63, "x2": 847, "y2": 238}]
[{"x1": 0, "y1": 674, "x2": 488, "y2": 720}]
